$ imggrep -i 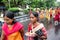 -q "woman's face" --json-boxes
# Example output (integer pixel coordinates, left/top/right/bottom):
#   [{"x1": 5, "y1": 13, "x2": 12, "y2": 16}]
[
  {"x1": 30, "y1": 14, "x2": 37, "y2": 23},
  {"x1": 4, "y1": 16, "x2": 13, "y2": 24}
]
